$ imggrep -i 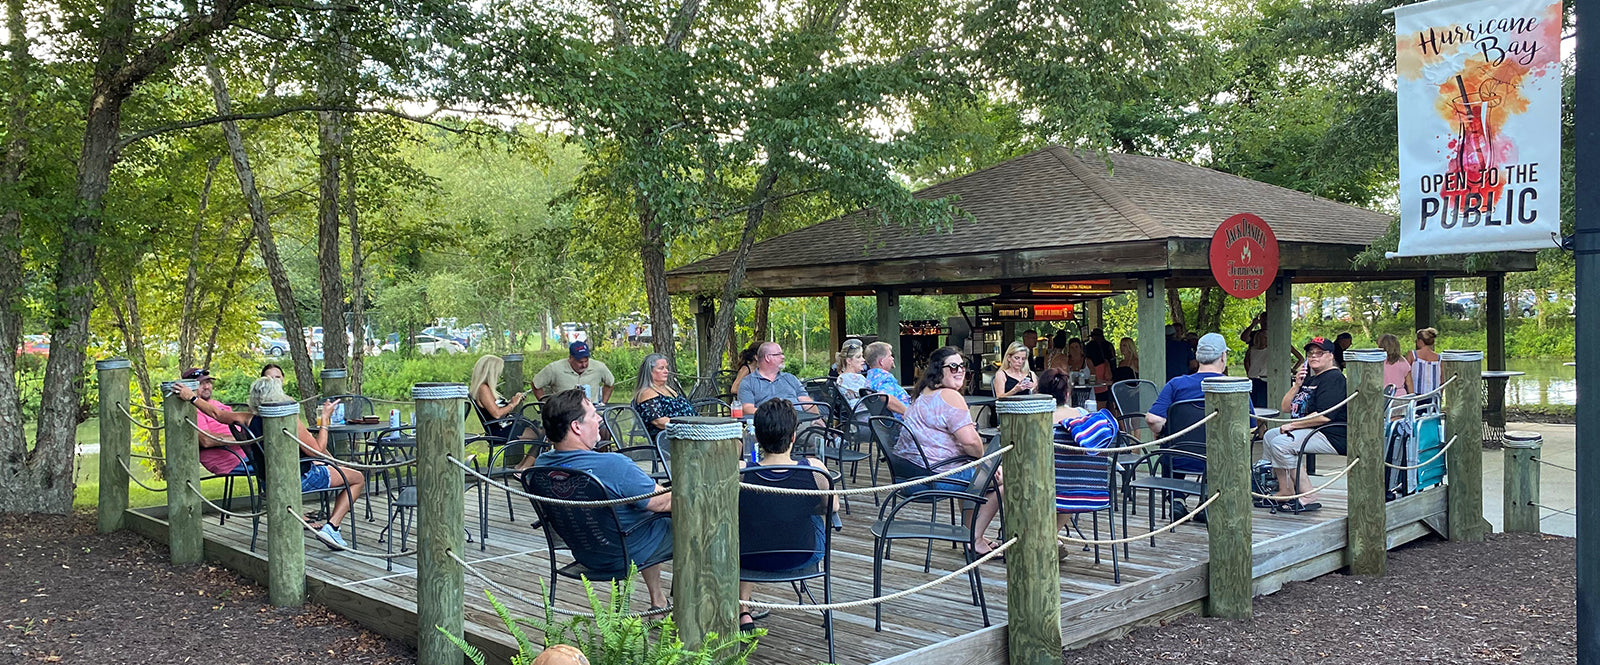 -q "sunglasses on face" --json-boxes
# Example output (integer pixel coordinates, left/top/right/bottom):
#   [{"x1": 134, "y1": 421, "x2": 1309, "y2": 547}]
[{"x1": 943, "y1": 363, "x2": 967, "y2": 372}]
